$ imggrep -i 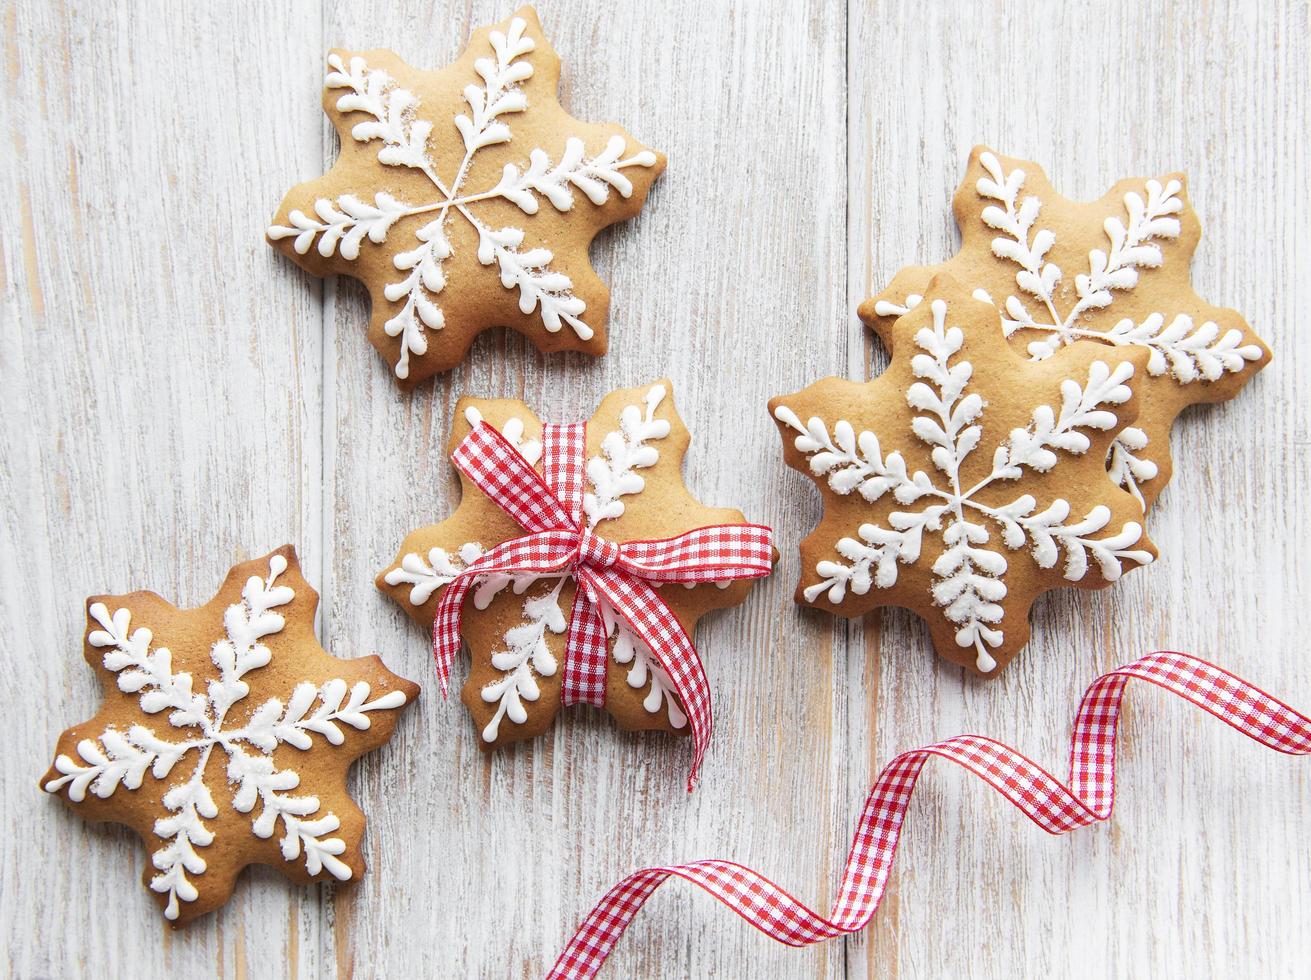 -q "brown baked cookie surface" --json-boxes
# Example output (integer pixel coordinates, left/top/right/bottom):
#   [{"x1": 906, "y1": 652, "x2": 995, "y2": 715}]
[
  {"x1": 774, "y1": 276, "x2": 1156, "y2": 676},
  {"x1": 268, "y1": 6, "x2": 665, "y2": 383},
  {"x1": 41, "y1": 547, "x2": 418, "y2": 925},
  {"x1": 378, "y1": 381, "x2": 774, "y2": 747},
  {"x1": 861, "y1": 146, "x2": 1270, "y2": 512}
]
